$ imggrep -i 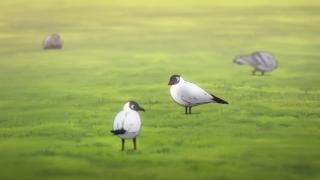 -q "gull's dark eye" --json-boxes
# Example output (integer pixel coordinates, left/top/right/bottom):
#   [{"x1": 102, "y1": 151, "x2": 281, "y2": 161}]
[{"x1": 131, "y1": 105, "x2": 135, "y2": 109}]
